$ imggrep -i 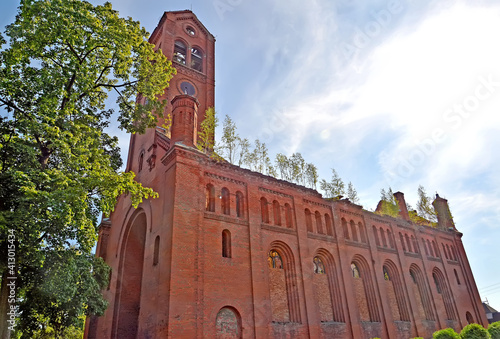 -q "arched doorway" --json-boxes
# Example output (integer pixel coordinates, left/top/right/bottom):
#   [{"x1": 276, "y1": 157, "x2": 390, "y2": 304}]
[{"x1": 113, "y1": 212, "x2": 147, "y2": 339}]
